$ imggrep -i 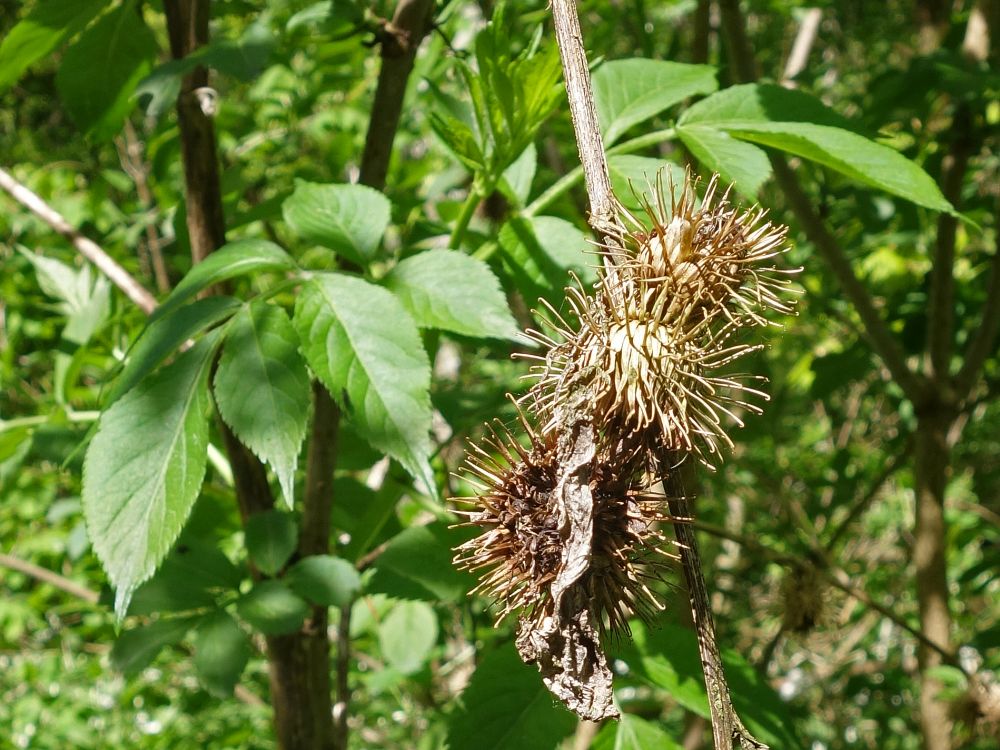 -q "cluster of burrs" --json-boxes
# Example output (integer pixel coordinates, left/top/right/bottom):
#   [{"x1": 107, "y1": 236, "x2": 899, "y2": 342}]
[{"x1": 452, "y1": 169, "x2": 796, "y2": 719}]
